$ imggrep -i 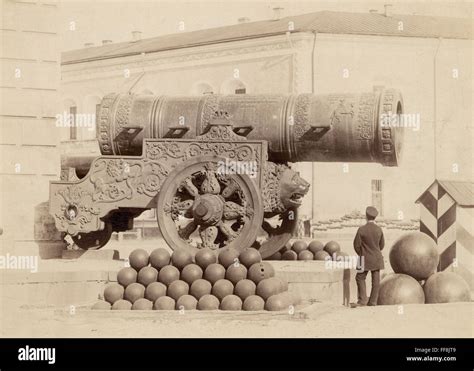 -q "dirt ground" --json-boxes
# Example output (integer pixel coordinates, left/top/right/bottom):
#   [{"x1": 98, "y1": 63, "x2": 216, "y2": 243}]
[{"x1": 1, "y1": 300, "x2": 472, "y2": 338}]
